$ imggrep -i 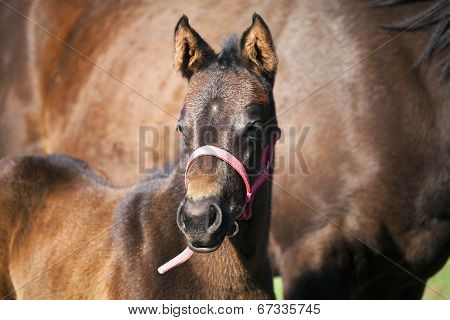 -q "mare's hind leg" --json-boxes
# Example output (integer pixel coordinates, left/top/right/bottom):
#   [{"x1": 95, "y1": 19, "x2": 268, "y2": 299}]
[
  {"x1": 279, "y1": 225, "x2": 428, "y2": 299},
  {"x1": 279, "y1": 226, "x2": 352, "y2": 299},
  {"x1": 398, "y1": 283, "x2": 425, "y2": 299},
  {"x1": 282, "y1": 264, "x2": 351, "y2": 299},
  {"x1": 281, "y1": 253, "x2": 425, "y2": 299}
]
